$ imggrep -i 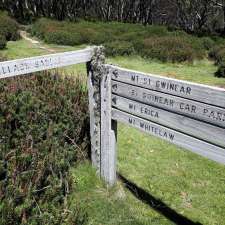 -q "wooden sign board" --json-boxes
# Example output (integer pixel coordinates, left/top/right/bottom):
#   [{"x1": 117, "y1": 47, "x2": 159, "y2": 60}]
[
  {"x1": 112, "y1": 109, "x2": 225, "y2": 165},
  {"x1": 111, "y1": 80, "x2": 225, "y2": 128},
  {"x1": 0, "y1": 48, "x2": 94, "y2": 79},
  {"x1": 108, "y1": 65, "x2": 225, "y2": 108},
  {"x1": 102, "y1": 64, "x2": 225, "y2": 181},
  {"x1": 112, "y1": 95, "x2": 225, "y2": 148}
]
